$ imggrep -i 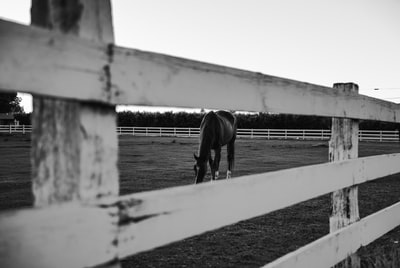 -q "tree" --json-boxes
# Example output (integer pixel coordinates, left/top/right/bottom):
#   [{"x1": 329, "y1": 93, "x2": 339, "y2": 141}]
[{"x1": 0, "y1": 92, "x2": 24, "y2": 113}]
